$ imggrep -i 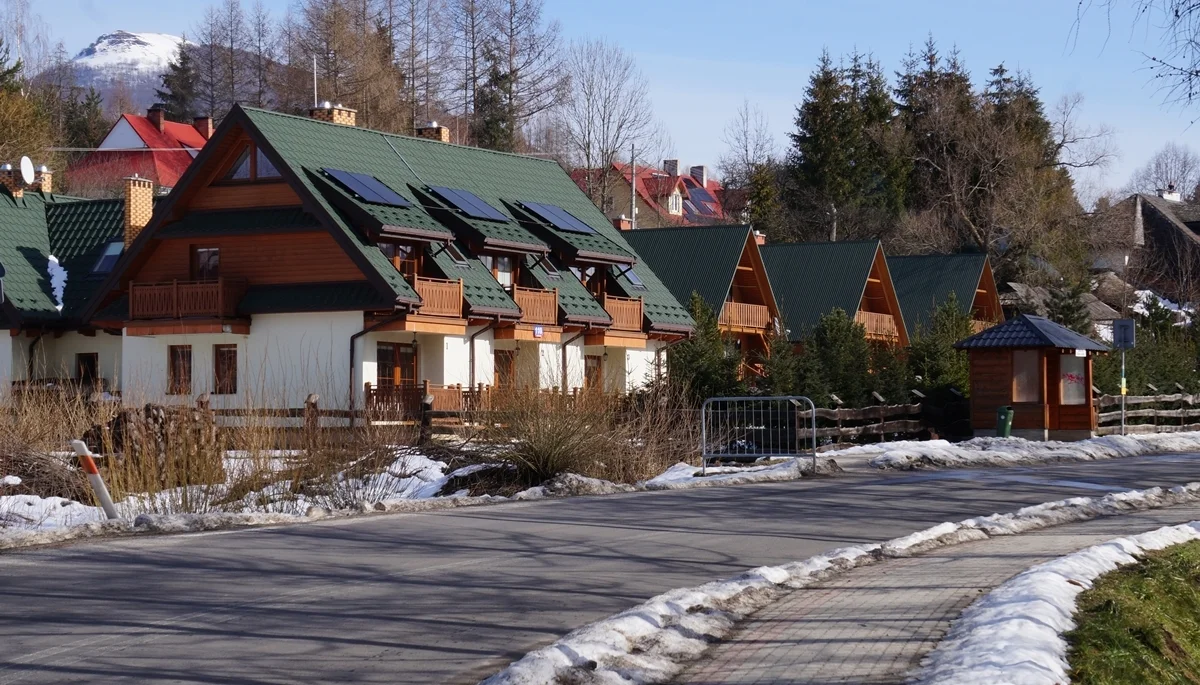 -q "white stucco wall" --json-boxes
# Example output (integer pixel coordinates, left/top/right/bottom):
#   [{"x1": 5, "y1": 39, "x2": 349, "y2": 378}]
[
  {"x1": 35, "y1": 331, "x2": 124, "y2": 389},
  {"x1": 626, "y1": 347, "x2": 658, "y2": 391},
  {"x1": 98, "y1": 118, "x2": 147, "y2": 150},
  {"x1": 0, "y1": 334, "x2": 12, "y2": 393},
  {"x1": 533, "y1": 339, "x2": 584, "y2": 391},
  {"x1": 468, "y1": 326, "x2": 494, "y2": 388}
]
